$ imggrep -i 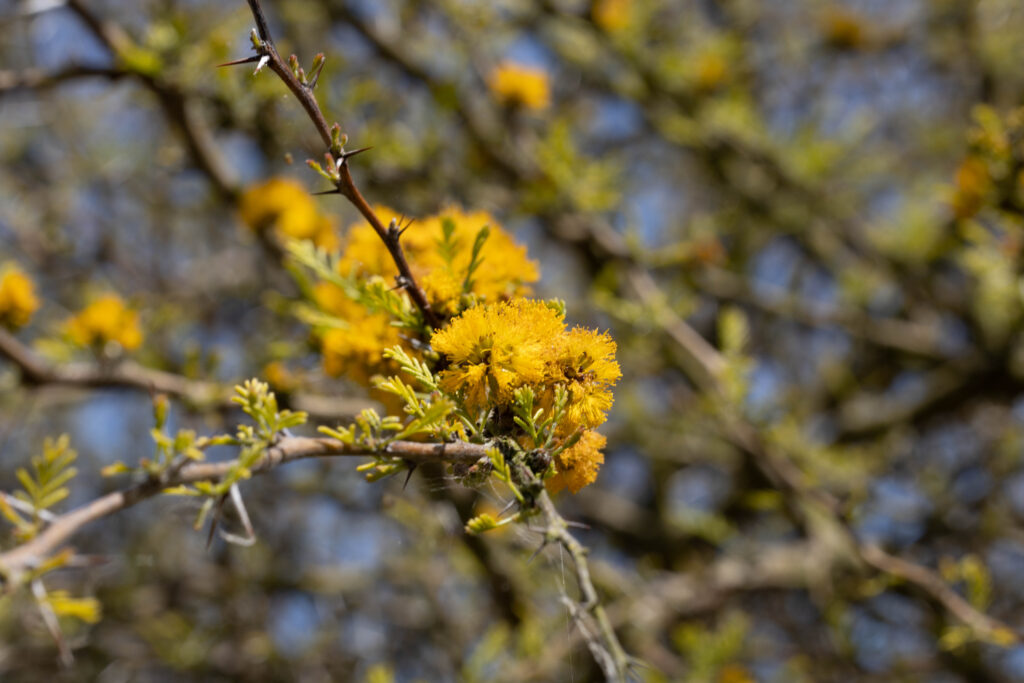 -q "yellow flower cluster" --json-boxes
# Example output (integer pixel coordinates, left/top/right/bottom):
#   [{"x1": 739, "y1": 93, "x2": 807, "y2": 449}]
[
  {"x1": 0, "y1": 263, "x2": 40, "y2": 330},
  {"x1": 65, "y1": 294, "x2": 143, "y2": 352},
  {"x1": 313, "y1": 282, "x2": 403, "y2": 386},
  {"x1": 488, "y1": 62, "x2": 551, "y2": 111},
  {"x1": 432, "y1": 298, "x2": 620, "y2": 492},
  {"x1": 239, "y1": 177, "x2": 339, "y2": 250},
  {"x1": 315, "y1": 205, "x2": 538, "y2": 384},
  {"x1": 341, "y1": 205, "x2": 539, "y2": 315}
]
